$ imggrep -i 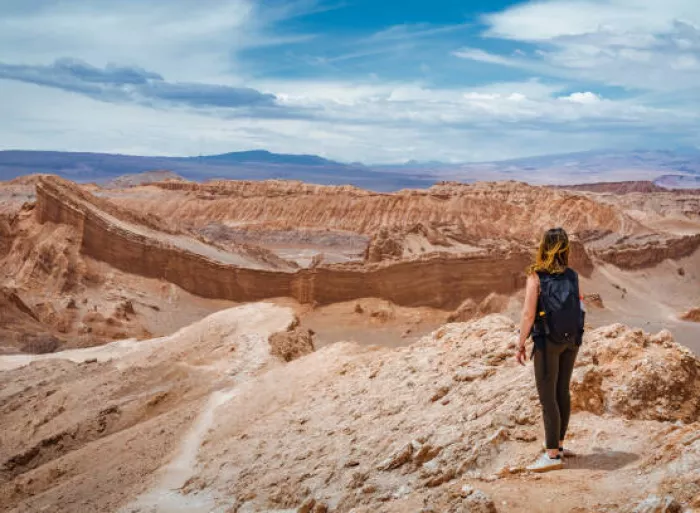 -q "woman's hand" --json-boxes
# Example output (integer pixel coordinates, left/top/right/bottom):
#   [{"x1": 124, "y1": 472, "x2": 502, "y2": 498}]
[{"x1": 516, "y1": 344, "x2": 527, "y2": 366}]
